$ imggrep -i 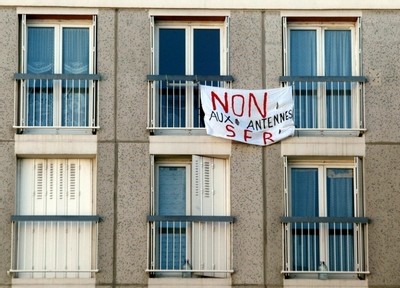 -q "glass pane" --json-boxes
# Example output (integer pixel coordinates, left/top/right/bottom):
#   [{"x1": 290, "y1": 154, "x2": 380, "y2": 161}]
[
  {"x1": 327, "y1": 168, "x2": 354, "y2": 271},
  {"x1": 157, "y1": 166, "x2": 186, "y2": 270},
  {"x1": 291, "y1": 168, "x2": 319, "y2": 271},
  {"x1": 159, "y1": 28, "x2": 185, "y2": 75},
  {"x1": 289, "y1": 30, "x2": 317, "y2": 76},
  {"x1": 193, "y1": 29, "x2": 220, "y2": 128},
  {"x1": 158, "y1": 29, "x2": 186, "y2": 128},
  {"x1": 62, "y1": 28, "x2": 90, "y2": 127},
  {"x1": 290, "y1": 30, "x2": 318, "y2": 128},
  {"x1": 325, "y1": 30, "x2": 352, "y2": 128},
  {"x1": 193, "y1": 29, "x2": 220, "y2": 75},
  {"x1": 27, "y1": 27, "x2": 54, "y2": 126}
]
